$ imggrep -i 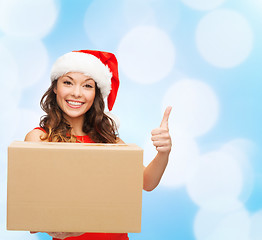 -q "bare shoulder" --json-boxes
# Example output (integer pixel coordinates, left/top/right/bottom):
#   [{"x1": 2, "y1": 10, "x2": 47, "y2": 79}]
[{"x1": 24, "y1": 129, "x2": 47, "y2": 142}]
